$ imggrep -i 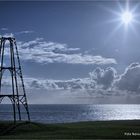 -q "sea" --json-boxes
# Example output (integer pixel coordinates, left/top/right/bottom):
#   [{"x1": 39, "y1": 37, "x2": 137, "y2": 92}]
[{"x1": 0, "y1": 104, "x2": 140, "y2": 123}]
